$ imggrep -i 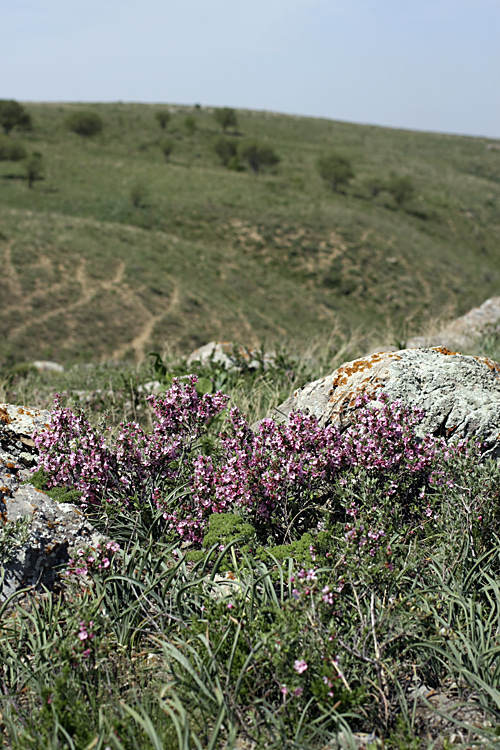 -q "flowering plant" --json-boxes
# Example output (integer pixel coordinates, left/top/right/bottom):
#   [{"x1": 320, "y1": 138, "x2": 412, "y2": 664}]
[
  {"x1": 34, "y1": 376, "x2": 228, "y2": 512},
  {"x1": 35, "y1": 381, "x2": 468, "y2": 551}
]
